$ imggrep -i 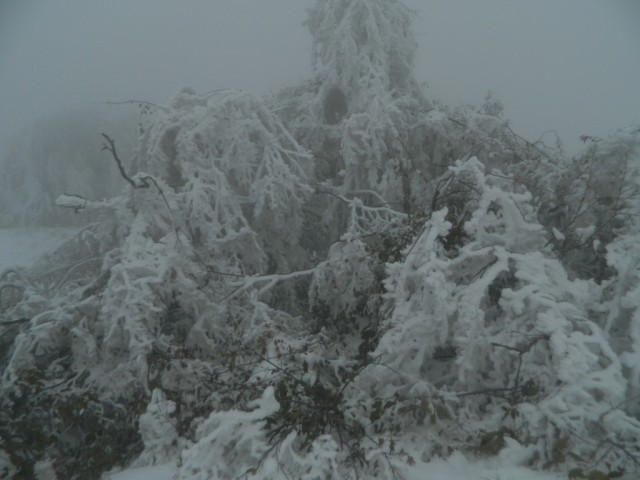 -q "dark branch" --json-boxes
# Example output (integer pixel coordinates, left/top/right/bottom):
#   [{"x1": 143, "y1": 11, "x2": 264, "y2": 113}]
[
  {"x1": 97, "y1": 99, "x2": 163, "y2": 109},
  {"x1": 100, "y1": 133, "x2": 137, "y2": 188},
  {"x1": 0, "y1": 318, "x2": 29, "y2": 326}
]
